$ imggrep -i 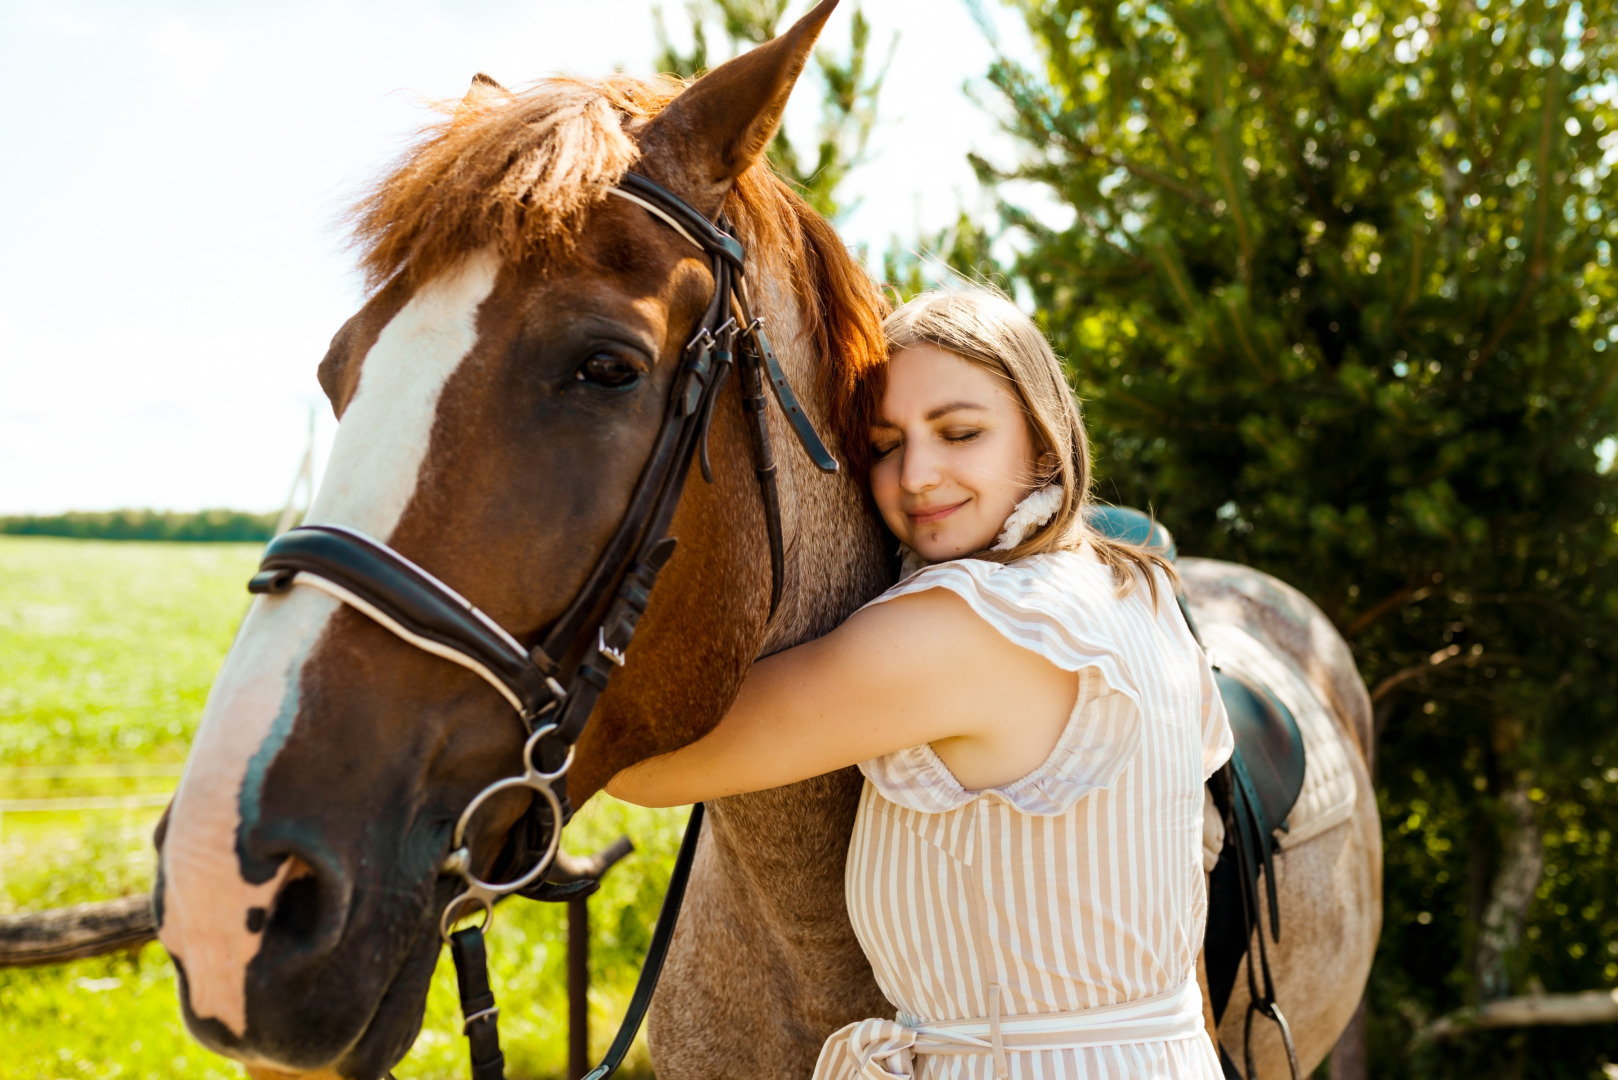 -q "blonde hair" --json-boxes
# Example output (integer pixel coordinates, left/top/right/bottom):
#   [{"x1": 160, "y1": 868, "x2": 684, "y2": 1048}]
[{"x1": 856, "y1": 288, "x2": 1175, "y2": 602}]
